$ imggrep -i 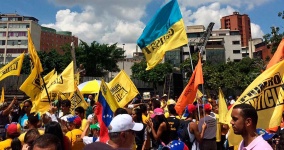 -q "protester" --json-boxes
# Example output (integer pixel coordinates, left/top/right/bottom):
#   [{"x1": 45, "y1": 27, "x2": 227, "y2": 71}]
[
  {"x1": 166, "y1": 101, "x2": 180, "y2": 141},
  {"x1": 132, "y1": 108, "x2": 148, "y2": 150},
  {"x1": 59, "y1": 100, "x2": 73, "y2": 121},
  {"x1": 107, "y1": 114, "x2": 143, "y2": 149},
  {"x1": 147, "y1": 108, "x2": 171, "y2": 149},
  {"x1": 19, "y1": 100, "x2": 33, "y2": 129},
  {"x1": 81, "y1": 122, "x2": 100, "y2": 145},
  {"x1": 230, "y1": 103, "x2": 273, "y2": 150},
  {"x1": 11, "y1": 137, "x2": 22, "y2": 150},
  {"x1": 45, "y1": 121, "x2": 71, "y2": 150},
  {"x1": 22, "y1": 129, "x2": 40, "y2": 150},
  {"x1": 198, "y1": 103, "x2": 217, "y2": 150},
  {"x1": 75, "y1": 106, "x2": 88, "y2": 130},
  {"x1": 0, "y1": 123, "x2": 21, "y2": 149},
  {"x1": 65, "y1": 115, "x2": 84, "y2": 150},
  {"x1": 18, "y1": 112, "x2": 44, "y2": 144},
  {"x1": 0, "y1": 96, "x2": 17, "y2": 140},
  {"x1": 85, "y1": 95, "x2": 95, "y2": 119},
  {"x1": 77, "y1": 64, "x2": 86, "y2": 84},
  {"x1": 31, "y1": 134, "x2": 62, "y2": 150}
]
